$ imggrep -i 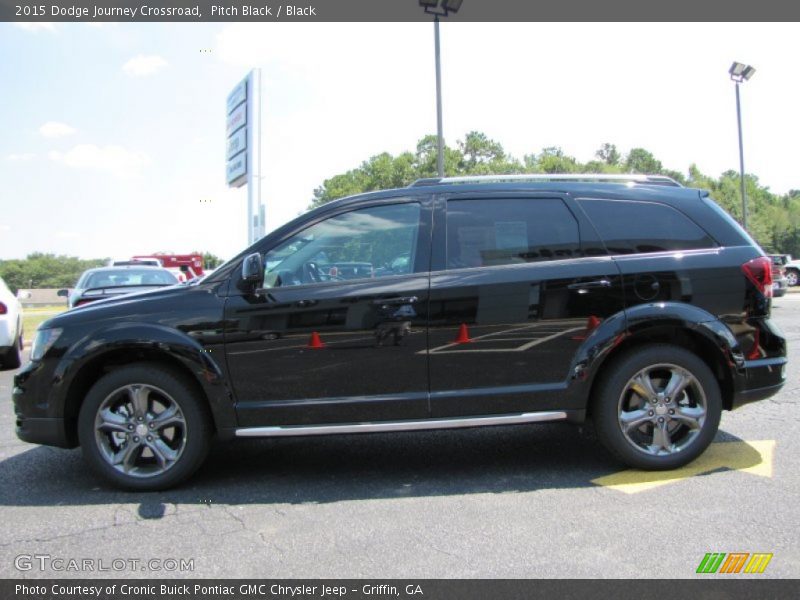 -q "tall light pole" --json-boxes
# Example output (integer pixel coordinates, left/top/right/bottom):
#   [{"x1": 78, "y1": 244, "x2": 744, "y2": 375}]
[
  {"x1": 419, "y1": 0, "x2": 463, "y2": 177},
  {"x1": 729, "y1": 61, "x2": 756, "y2": 231}
]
